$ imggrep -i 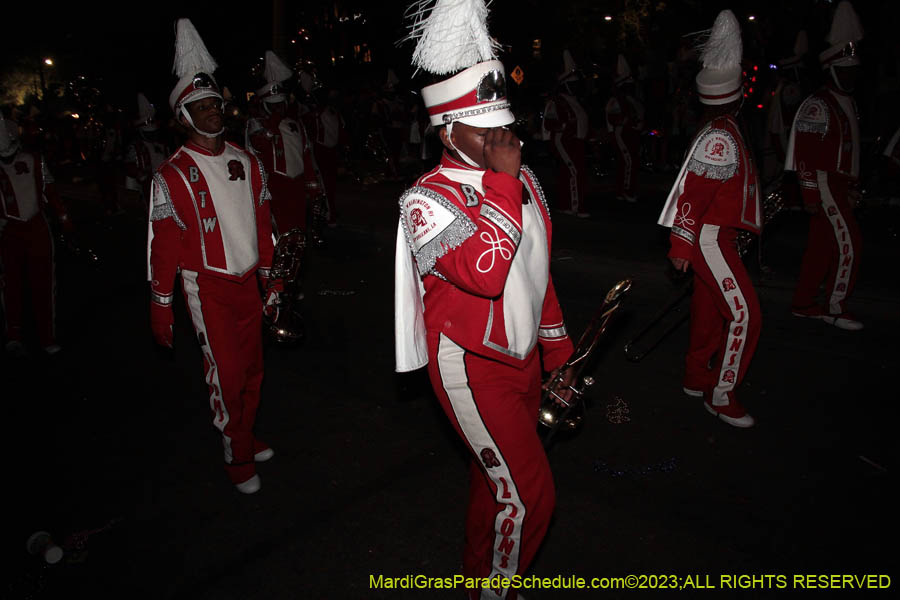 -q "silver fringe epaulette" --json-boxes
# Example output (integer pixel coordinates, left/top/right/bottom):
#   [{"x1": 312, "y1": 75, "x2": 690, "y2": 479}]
[
  {"x1": 149, "y1": 172, "x2": 187, "y2": 230},
  {"x1": 687, "y1": 128, "x2": 739, "y2": 181},
  {"x1": 399, "y1": 185, "x2": 477, "y2": 277},
  {"x1": 795, "y1": 97, "x2": 829, "y2": 136}
]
